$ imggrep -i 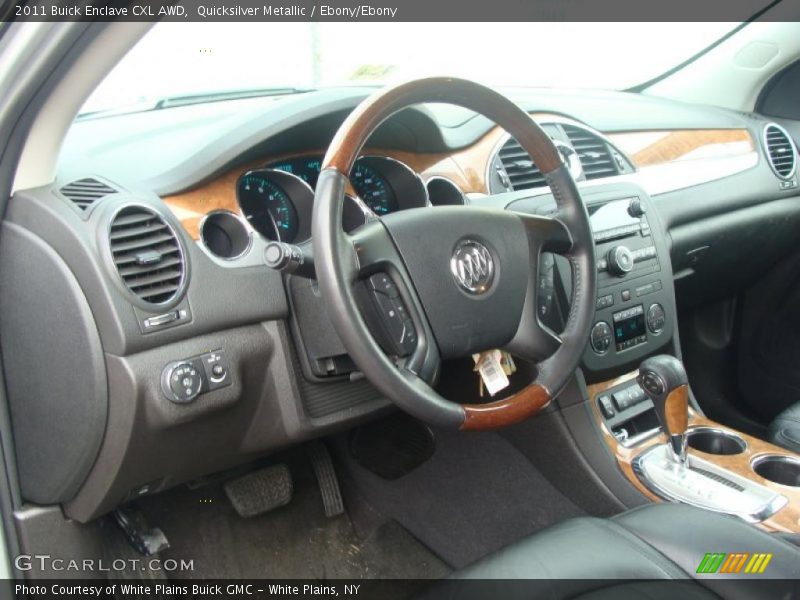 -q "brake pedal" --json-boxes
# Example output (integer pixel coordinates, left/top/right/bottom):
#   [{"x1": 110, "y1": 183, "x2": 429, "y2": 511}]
[
  {"x1": 308, "y1": 441, "x2": 344, "y2": 517},
  {"x1": 113, "y1": 506, "x2": 170, "y2": 556},
  {"x1": 224, "y1": 464, "x2": 293, "y2": 518}
]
